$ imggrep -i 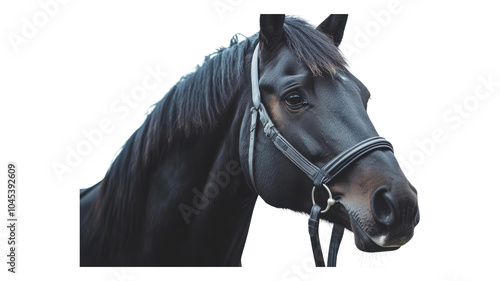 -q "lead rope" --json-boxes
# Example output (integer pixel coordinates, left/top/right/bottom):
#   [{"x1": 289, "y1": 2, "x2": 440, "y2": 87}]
[{"x1": 309, "y1": 203, "x2": 344, "y2": 267}]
